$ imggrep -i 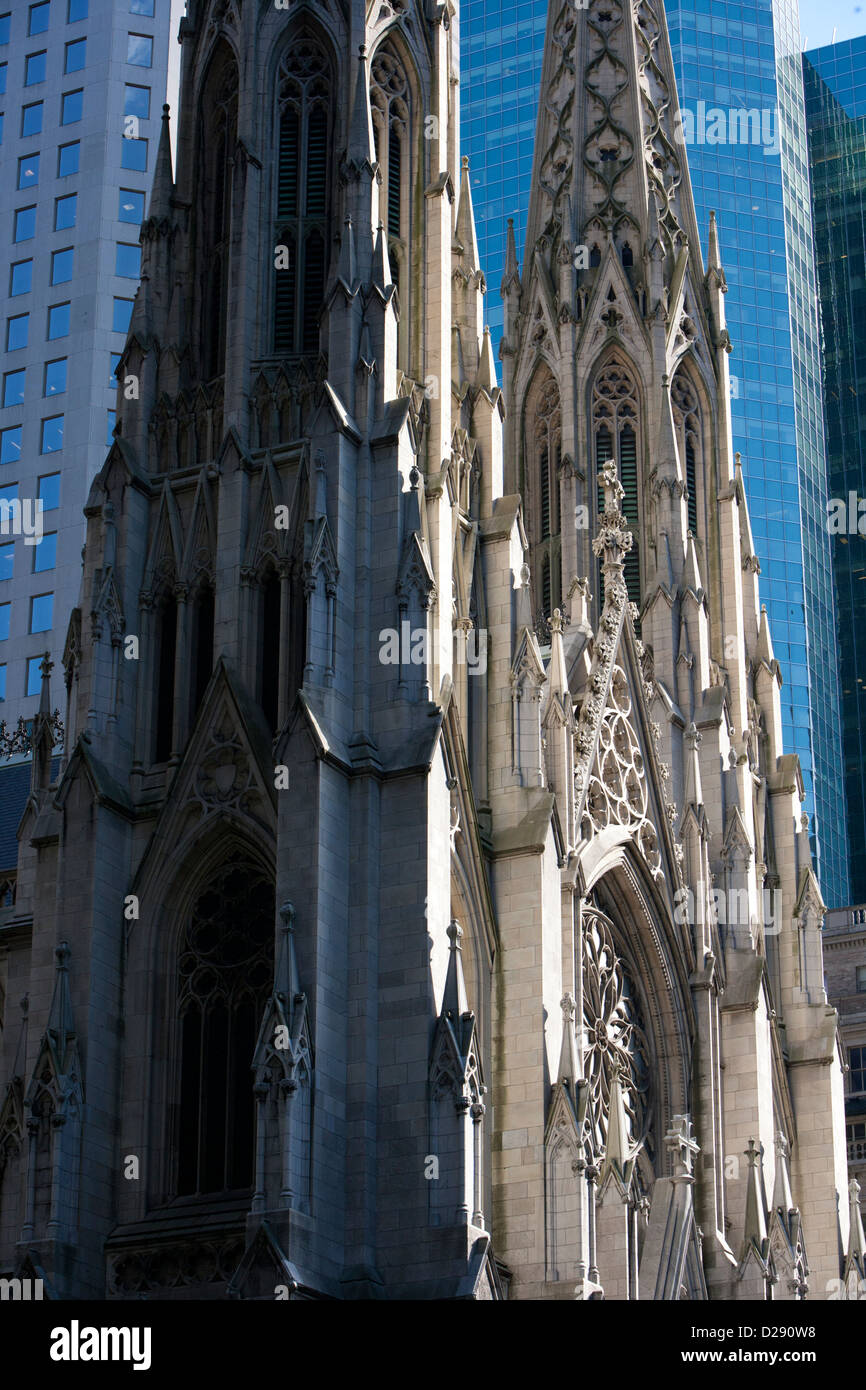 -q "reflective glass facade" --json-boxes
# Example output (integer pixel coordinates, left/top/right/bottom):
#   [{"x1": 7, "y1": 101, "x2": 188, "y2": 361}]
[
  {"x1": 803, "y1": 39, "x2": 866, "y2": 900},
  {"x1": 0, "y1": 0, "x2": 177, "y2": 749},
  {"x1": 462, "y1": 0, "x2": 849, "y2": 904}
]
